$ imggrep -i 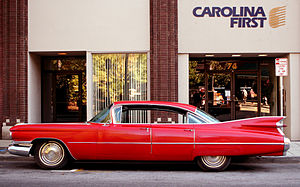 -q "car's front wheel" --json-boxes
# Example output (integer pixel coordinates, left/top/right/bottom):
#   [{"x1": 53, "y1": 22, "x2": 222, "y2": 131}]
[
  {"x1": 34, "y1": 141, "x2": 69, "y2": 169},
  {"x1": 196, "y1": 156, "x2": 231, "y2": 172}
]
